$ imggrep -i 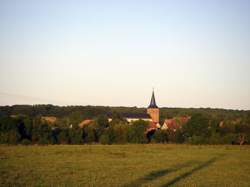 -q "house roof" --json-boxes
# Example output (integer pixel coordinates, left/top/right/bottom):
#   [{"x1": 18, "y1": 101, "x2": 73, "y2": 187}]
[
  {"x1": 164, "y1": 119, "x2": 181, "y2": 130},
  {"x1": 148, "y1": 91, "x2": 158, "y2": 108},
  {"x1": 79, "y1": 119, "x2": 94, "y2": 128},
  {"x1": 146, "y1": 121, "x2": 160, "y2": 132},
  {"x1": 163, "y1": 116, "x2": 190, "y2": 130},
  {"x1": 41, "y1": 116, "x2": 57, "y2": 125}
]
